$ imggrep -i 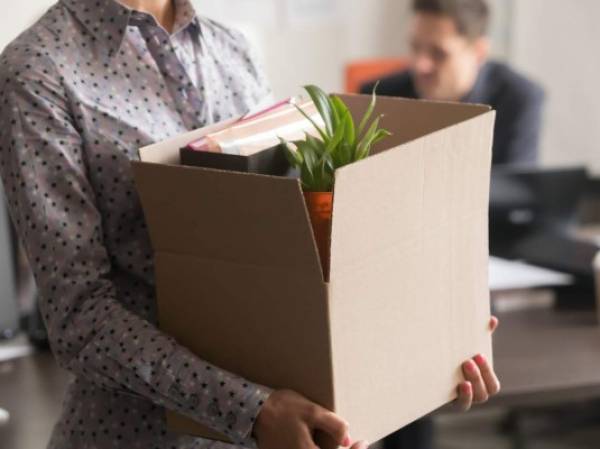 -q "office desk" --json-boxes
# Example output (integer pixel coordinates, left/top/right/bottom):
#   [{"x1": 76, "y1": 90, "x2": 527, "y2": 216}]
[{"x1": 490, "y1": 306, "x2": 600, "y2": 407}]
